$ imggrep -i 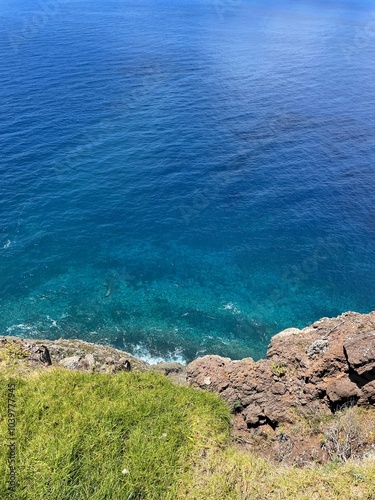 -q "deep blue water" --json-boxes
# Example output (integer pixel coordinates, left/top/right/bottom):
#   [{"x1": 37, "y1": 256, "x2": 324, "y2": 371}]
[{"x1": 1, "y1": 0, "x2": 375, "y2": 363}]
